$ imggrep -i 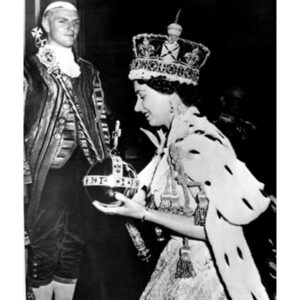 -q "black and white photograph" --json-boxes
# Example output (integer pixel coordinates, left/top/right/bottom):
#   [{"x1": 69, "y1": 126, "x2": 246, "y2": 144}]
[{"x1": 2, "y1": 0, "x2": 288, "y2": 299}]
